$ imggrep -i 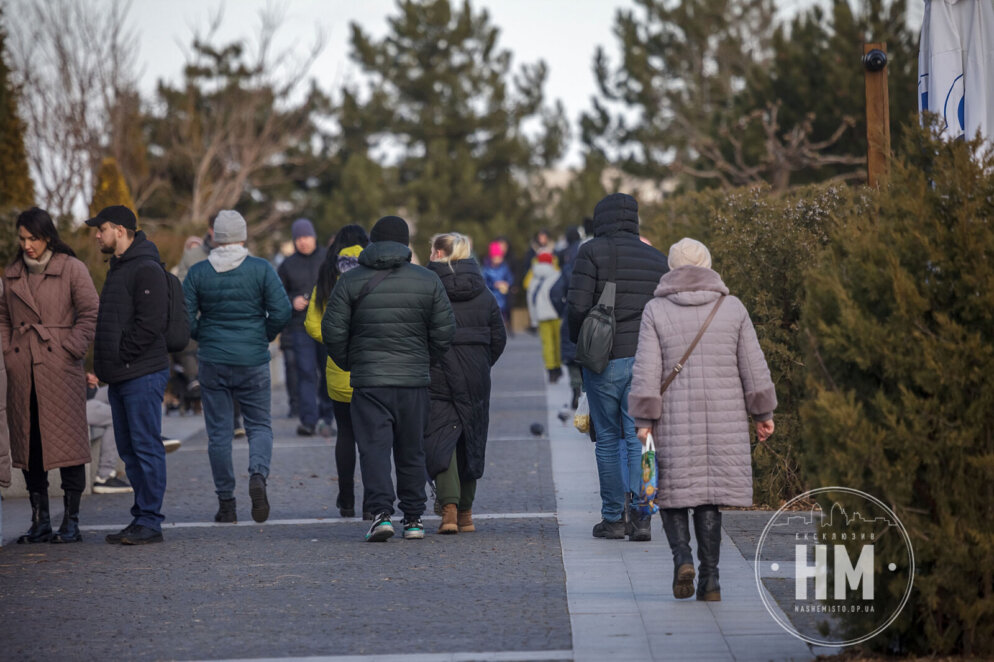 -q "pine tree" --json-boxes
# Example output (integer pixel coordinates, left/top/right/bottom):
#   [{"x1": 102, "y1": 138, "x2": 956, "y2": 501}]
[
  {"x1": 344, "y1": 0, "x2": 566, "y2": 260},
  {"x1": 89, "y1": 156, "x2": 136, "y2": 217},
  {"x1": 802, "y1": 122, "x2": 994, "y2": 654},
  {"x1": 0, "y1": 7, "x2": 34, "y2": 211}
]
